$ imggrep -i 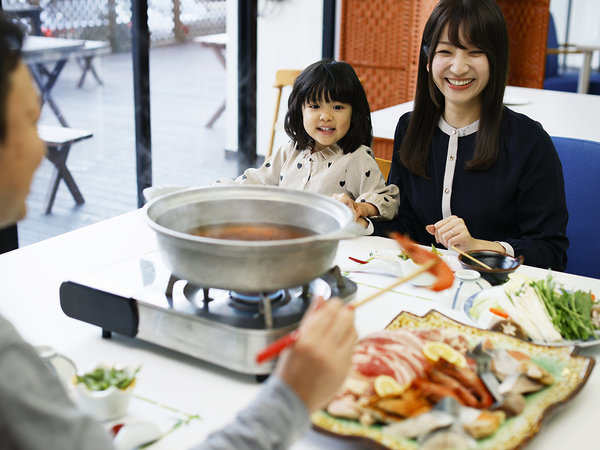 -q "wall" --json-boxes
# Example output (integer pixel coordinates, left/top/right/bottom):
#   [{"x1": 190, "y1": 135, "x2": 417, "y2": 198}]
[{"x1": 225, "y1": 0, "x2": 324, "y2": 155}]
